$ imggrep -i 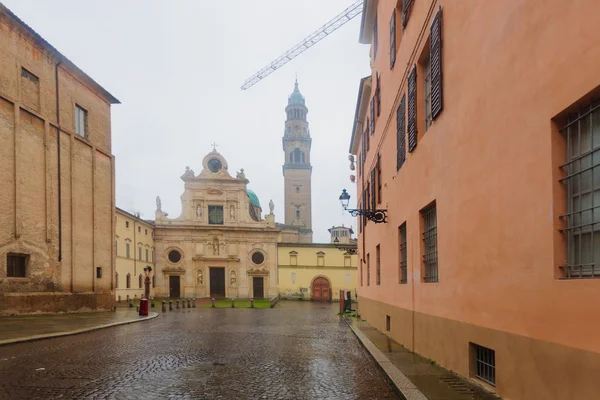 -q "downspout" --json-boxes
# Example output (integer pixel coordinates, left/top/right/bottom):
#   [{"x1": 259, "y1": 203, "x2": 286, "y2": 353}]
[{"x1": 55, "y1": 62, "x2": 62, "y2": 261}]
